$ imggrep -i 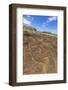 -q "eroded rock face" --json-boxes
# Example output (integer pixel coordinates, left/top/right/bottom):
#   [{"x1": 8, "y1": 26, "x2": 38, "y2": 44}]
[{"x1": 23, "y1": 32, "x2": 57, "y2": 74}]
